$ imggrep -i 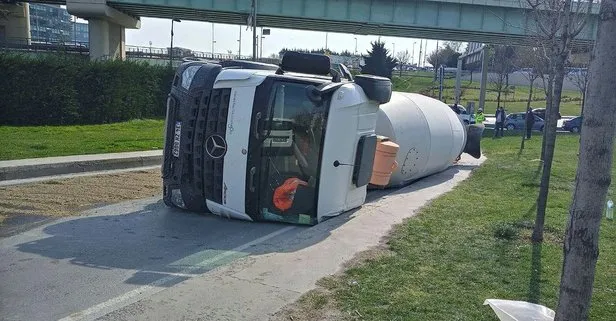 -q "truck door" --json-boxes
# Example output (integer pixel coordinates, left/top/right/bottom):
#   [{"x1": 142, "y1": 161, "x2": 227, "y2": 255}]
[{"x1": 245, "y1": 78, "x2": 330, "y2": 225}]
